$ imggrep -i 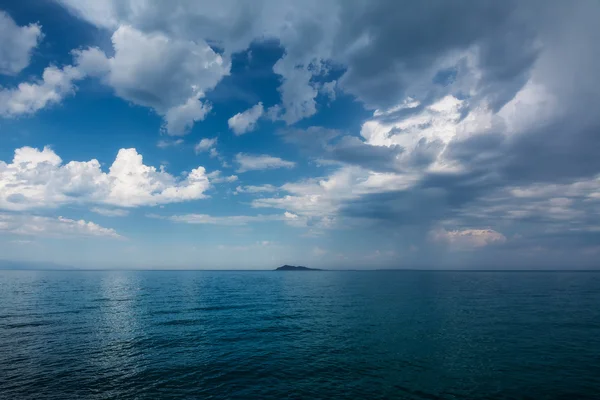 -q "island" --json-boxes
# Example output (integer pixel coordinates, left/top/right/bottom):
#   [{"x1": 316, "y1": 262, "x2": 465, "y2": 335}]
[{"x1": 275, "y1": 265, "x2": 321, "y2": 271}]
